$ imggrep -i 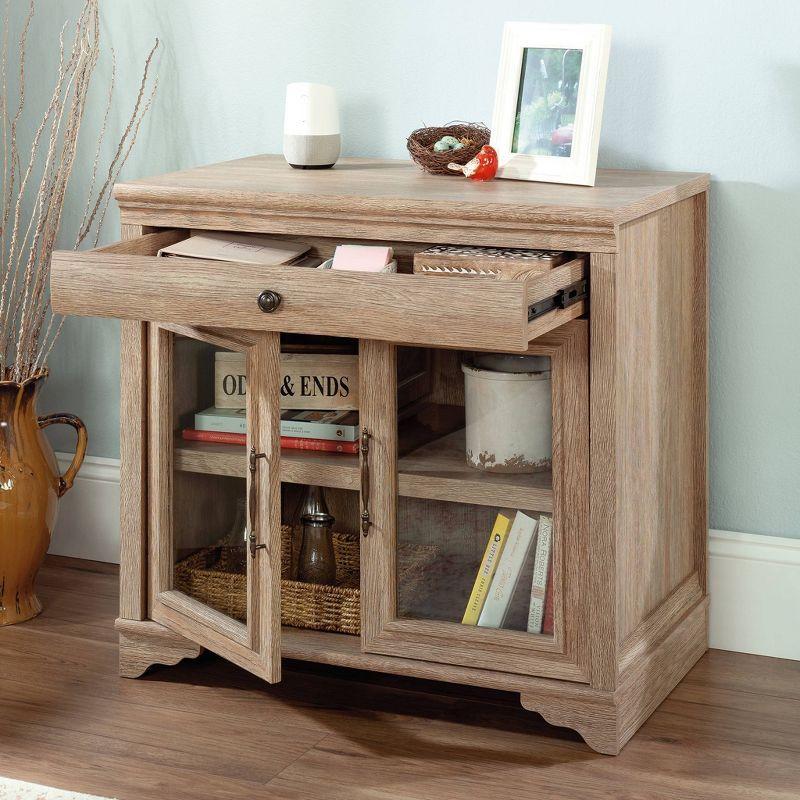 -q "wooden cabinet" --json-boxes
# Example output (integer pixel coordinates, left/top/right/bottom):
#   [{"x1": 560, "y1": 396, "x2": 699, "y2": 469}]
[{"x1": 50, "y1": 155, "x2": 710, "y2": 755}]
